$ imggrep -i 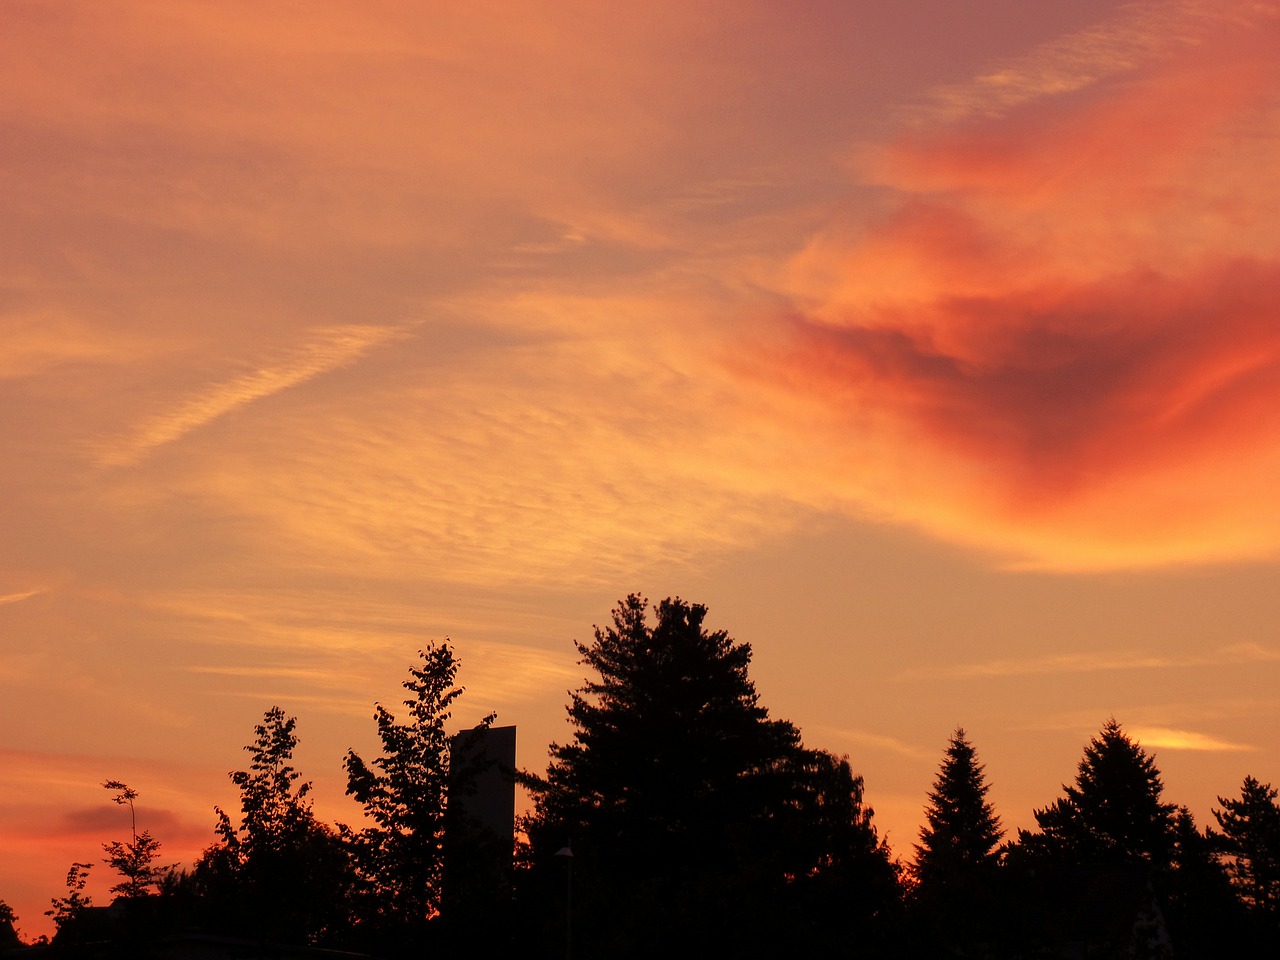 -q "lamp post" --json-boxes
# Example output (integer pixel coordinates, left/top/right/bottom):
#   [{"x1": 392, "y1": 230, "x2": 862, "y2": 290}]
[{"x1": 554, "y1": 845, "x2": 573, "y2": 960}]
